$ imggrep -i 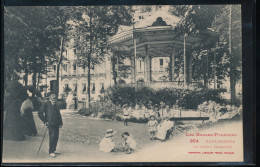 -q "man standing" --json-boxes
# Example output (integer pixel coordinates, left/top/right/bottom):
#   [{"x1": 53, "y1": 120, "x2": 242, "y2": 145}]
[{"x1": 38, "y1": 94, "x2": 63, "y2": 158}]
